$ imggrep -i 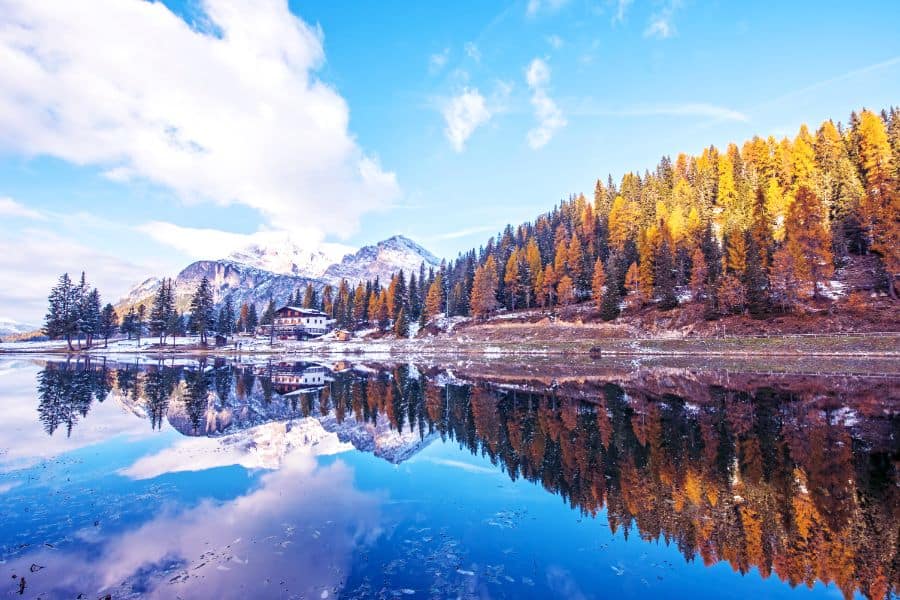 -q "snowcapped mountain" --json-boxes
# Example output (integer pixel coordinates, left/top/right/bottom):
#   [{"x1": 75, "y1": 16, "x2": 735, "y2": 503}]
[
  {"x1": 117, "y1": 234, "x2": 440, "y2": 312},
  {"x1": 322, "y1": 235, "x2": 441, "y2": 285},
  {"x1": 226, "y1": 233, "x2": 353, "y2": 278},
  {"x1": 0, "y1": 317, "x2": 38, "y2": 337}
]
